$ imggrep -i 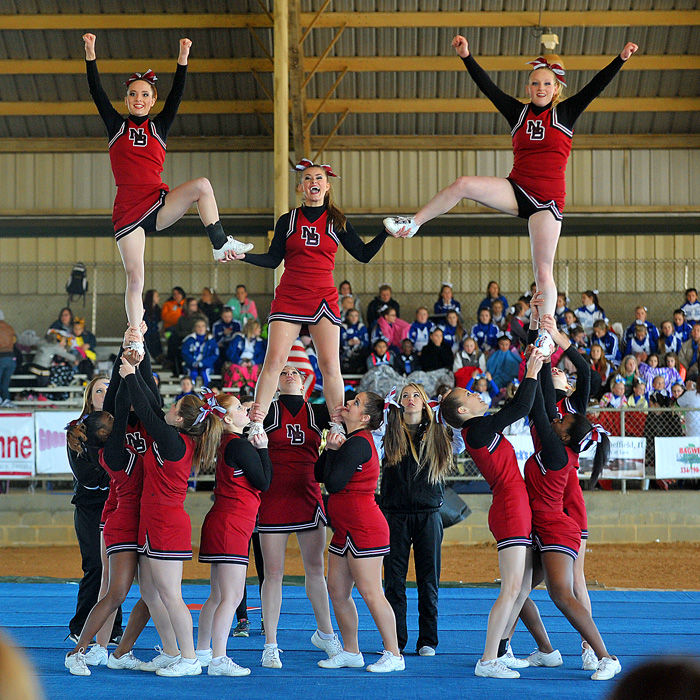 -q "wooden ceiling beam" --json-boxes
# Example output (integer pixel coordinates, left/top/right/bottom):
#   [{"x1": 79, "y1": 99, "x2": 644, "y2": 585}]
[
  {"x1": 3, "y1": 55, "x2": 697, "y2": 74},
  {"x1": 0, "y1": 97, "x2": 695, "y2": 116},
  {"x1": 4, "y1": 11, "x2": 698, "y2": 30}
]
